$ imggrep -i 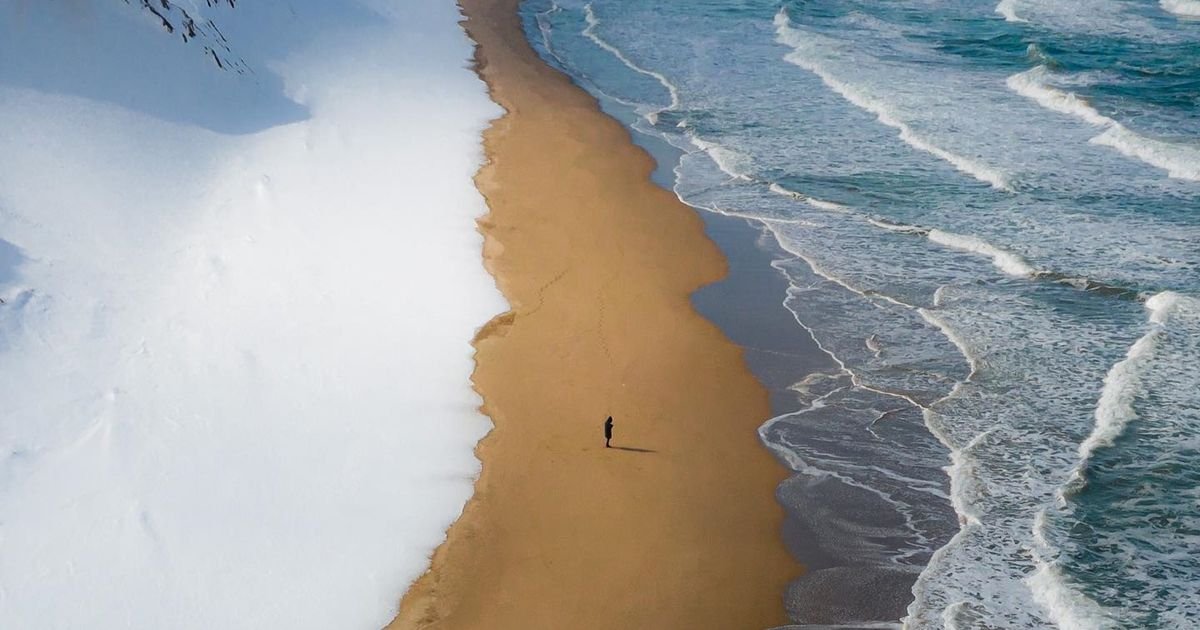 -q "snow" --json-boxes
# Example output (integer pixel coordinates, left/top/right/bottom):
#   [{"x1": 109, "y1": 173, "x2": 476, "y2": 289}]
[{"x1": 0, "y1": 1, "x2": 503, "y2": 628}]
